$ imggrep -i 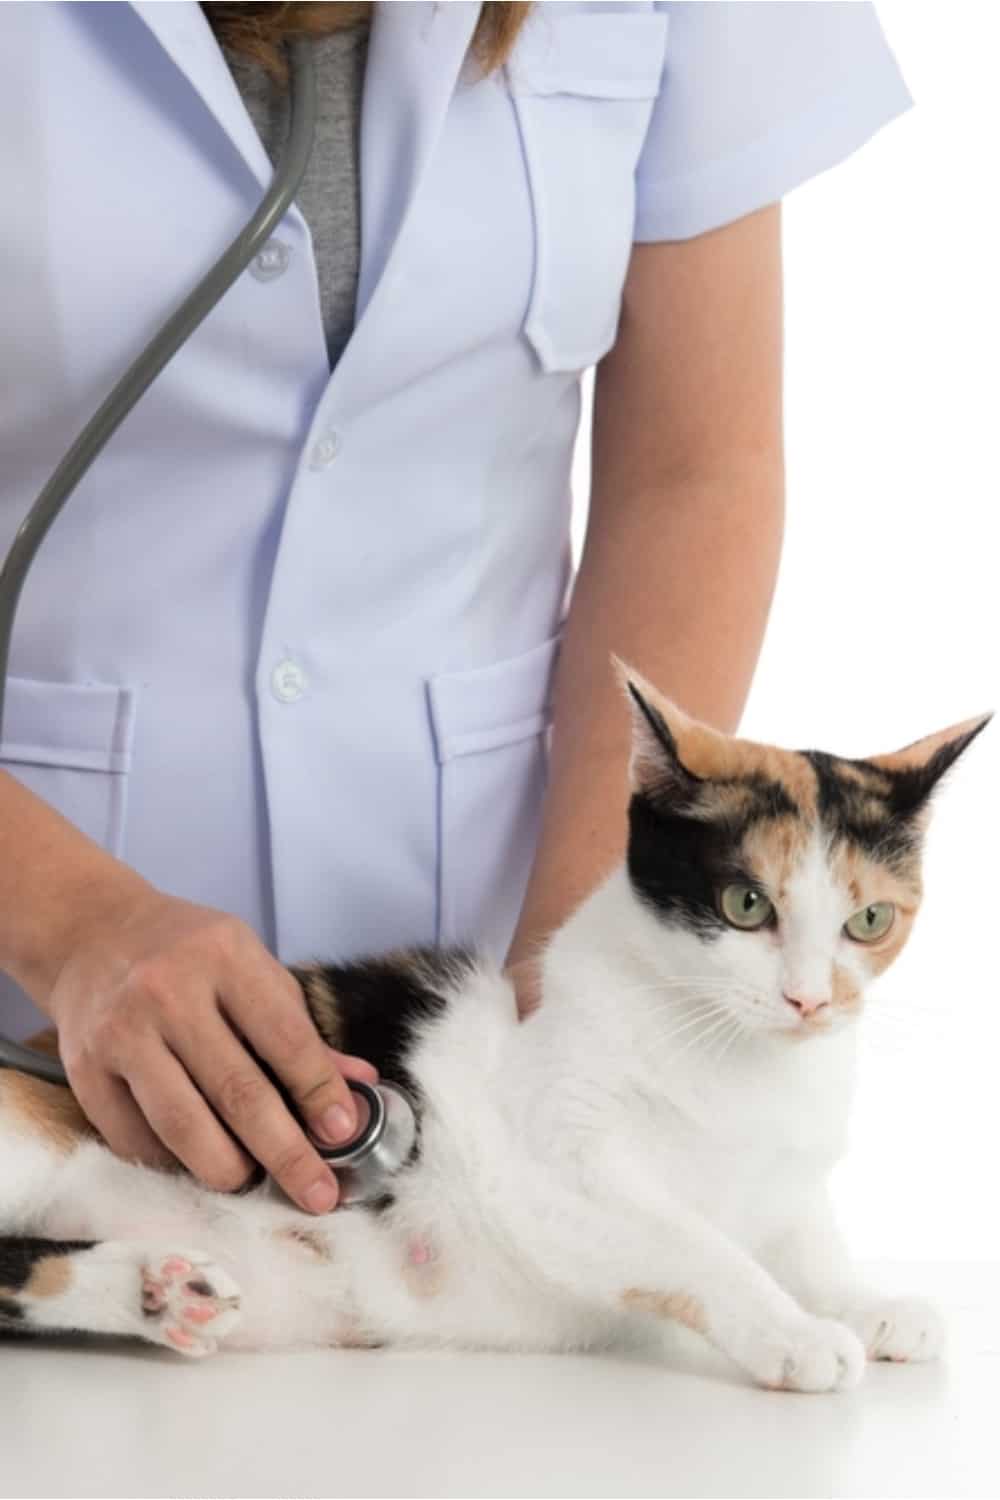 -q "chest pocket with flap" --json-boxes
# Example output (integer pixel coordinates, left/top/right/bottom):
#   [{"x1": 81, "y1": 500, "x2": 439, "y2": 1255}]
[
  {"x1": 507, "y1": 8, "x2": 670, "y2": 373},
  {"x1": 0, "y1": 676, "x2": 137, "y2": 857},
  {"x1": 427, "y1": 633, "x2": 561, "y2": 954}
]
